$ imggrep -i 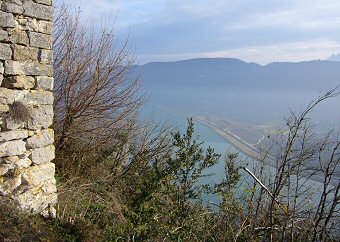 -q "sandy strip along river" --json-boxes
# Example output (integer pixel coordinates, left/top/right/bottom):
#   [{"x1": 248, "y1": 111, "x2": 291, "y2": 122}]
[{"x1": 195, "y1": 117, "x2": 276, "y2": 164}]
